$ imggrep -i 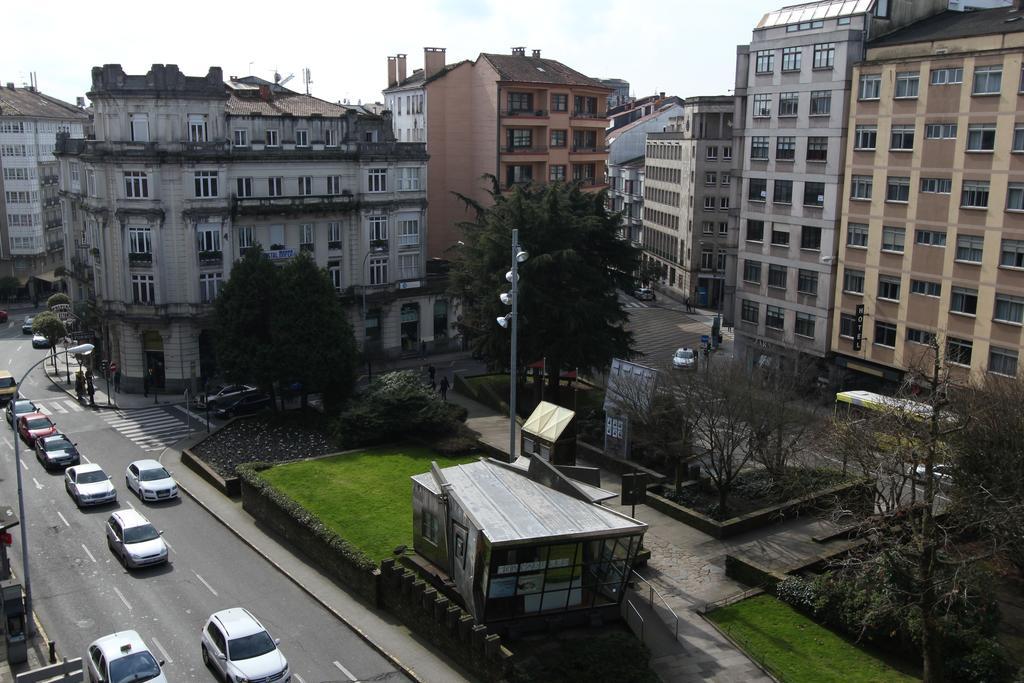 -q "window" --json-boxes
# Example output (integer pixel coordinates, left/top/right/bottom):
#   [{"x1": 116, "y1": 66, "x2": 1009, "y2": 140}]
[
  {"x1": 972, "y1": 65, "x2": 1002, "y2": 95},
  {"x1": 397, "y1": 167, "x2": 421, "y2": 191},
  {"x1": 839, "y1": 313, "x2": 857, "y2": 338},
  {"x1": 890, "y1": 125, "x2": 915, "y2": 151},
  {"x1": 295, "y1": 130, "x2": 309, "y2": 147},
  {"x1": 801, "y1": 226, "x2": 821, "y2": 250},
  {"x1": 701, "y1": 249, "x2": 714, "y2": 269},
  {"x1": 193, "y1": 171, "x2": 218, "y2": 198},
  {"x1": 196, "y1": 225, "x2": 221, "y2": 253},
  {"x1": 956, "y1": 234, "x2": 984, "y2": 262},
  {"x1": 703, "y1": 172, "x2": 717, "y2": 186},
  {"x1": 510, "y1": 129, "x2": 533, "y2": 149},
  {"x1": 874, "y1": 321, "x2": 897, "y2": 347},
  {"x1": 967, "y1": 123, "x2": 996, "y2": 151},
  {"x1": 907, "y1": 328, "x2": 936, "y2": 345},
  {"x1": 755, "y1": 50, "x2": 774, "y2": 73},
  {"x1": 847, "y1": 222, "x2": 868, "y2": 247},
  {"x1": 132, "y1": 274, "x2": 155, "y2": 304},
  {"x1": 743, "y1": 260, "x2": 762, "y2": 284},
  {"x1": 124, "y1": 171, "x2": 149, "y2": 199},
  {"x1": 420, "y1": 510, "x2": 439, "y2": 544},
  {"x1": 766, "y1": 305, "x2": 785, "y2": 330},
  {"x1": 950, "y1": 286, "x2": 978, "y2": 315},
  {"x1": 236, "y1": 177, "x2": 253, "y2": 198},
  {"x1": 328, "y1": 261, "x2": 342, "y2": 291},
  {"x1": 706, "y1": 145, "x2": 719, "y2": 160},
  {"x1": 931, "y1": 67, "x2": 963, "y2": 85},
  {"x1": 994, "y1": 294, "x2": 1024, "y2": 323},
  {"x1": 396, "y1": 218, "x2": 421, "y2": 247},
  {"x1": 806, "y1": 137, "x2": 828, "y2": 162},
  {"x1": 187, "y1": 114, "x2": 207, "y2": 142},
  {"x1": 299, "y1": 223, "x2": 315, "y2": 251},
  {"x1": 723, "y1": 146, "x2": 732, "y2": 160},
  {"x1": 297, "y1": 176, "x2": 313, "y2": 196},
  {"x1": 741, "y1": 300, "x2": 759, "y2": 324},
  {"x1": 704, "y1": 196, "x2": 716, "y2": 210},
  {"x1": 267, "y1": 177, "x2": 282, "y2": 197},
  {"x1": 199, "y1": 273, "x2": 222, "y2": 303},
  {"x1": 803, "y1": 182, "x2": 824, "y2": 207},
  {"x1": 265, "y1": 129, "x2": 279, "y2": 147},
  {"x1": 747, "y1": 220, "x2": 765, "y2": 241},
  {"x1": 1014, "y1": 125, "x2": 1024, "y2": 152},
  {"x1": 748, "y1": 178, "x2": 767, "y2": 201},
  {"x1": 915, "y1": 230, "x2": 946, "y2": 247},
  {"x1": 925, "y1": 123, "x2": 957, "y2": 139},
  {"x1": 782, "y1": 47, "x2": 802, "y2": 71},
  {"x1": 768, "y1": 264, "x2": 787, "y2": 289},
  {"x1": 795, "y1": 312, "x2": 815, "y2": 338},
  {"x1": 886, "y1": 177, "x2": 910, "y2": 203},
  {"x1": 854, "y1": 125, "x2": 877, "y2": 150},
  {"x1": 327, "y1": 175, "x2": 341, "y2": 195},
  {"x1": 843, "y1": 268, "x2": 865, "y2": 294},
  {"x1": 813, "y1": 43, "x2": 835, "y2": 69},
  {"x1": 328, "y1": 221, "x2": 342, "y2": 249},
  {"x1": 86, "y1": 169, "x2": 96, "y2": 196},
  {"x1": 947, "y1": 337, "x2": 973, "y2": 366},
  {"x1": 894, "y1": 71, "x2": 920, "y2": 98},
  {"x1": 719, "y1": 221, "x2": 729, "y2": 235},
  {"x1": 719, "y1": 196, "x2": 729, "y2": 211},
  {"x1": 911, "y1": 279, "x2": 941, "y2": 297},
  {"x1": 878, "y1": 275, "x2": 901, "y2": 301},
  {"x1": 128, "y1": 226, "x2": 151, "y2": 254},
  {"x1": 369, "y1": 256, "x2": 388, "y2": 285},
  {"x1": 1000, "y1": 239, "x2": 1024, "y2": 268},
  {"x1": 233, "y1": 129, "x2": 248, "y2": 147},
  {"x1": 859, "y1": 74, "x2": 881, "y2": 100},
  {"x1": 779, "y1": 92, "x2": 799, "y2": 117},
  {"x1": 881, "y1": 226, "x2": 905, "y2": 252},
  {"x1": 717, "y1": 252, "x2": 727, "y2": 271},
  {"x1": 550, "y1": 130, "x2": 566, "y2": 148},
  {"x1": 702, "y1": 221, "x2": 714, "y2": 235},
  {"x1": 324, "y1": 128, "x2": 337, "y2": 147},
  {"x1": 237, "y1": 226, "x2": 254, "y2": 250},
  {"x1": 130, "y1": 114, "x2": 150, "y2": 142},
  {"x1": 368, "y1": 168, "x2": 387, "y2": 193},
  {"x1": 750, "y1": 136, "x2": 769, "y2": 160},
  {"x1": 809, "y1": 90, "x2": 831, "y2": 116},
  {"x1": 961, "y1": 181, "x2": 990, "y2": 208},
  {"x1": 776, "y1": 137, "x2": 796, "y2": 160},
  {"x1": 920, "y1": 178, "x2": 952, "y2": 194},
  {"x1": 797, "y1": 269, "x2": 818, "y2": 295},
  {"x1": 753, "y1": 94, "x2": 771, "y2": 118},
  {"x1": 551, "y1": 94, "x2": 568, "y2": 112},
  {"x1": 549, "y1": 165, "x2": 566, "y2": 182},
  {"x1": 773, "y1": 180, "x2": 793, "y2": 204},
  {"x1": 399, "y1": 252, "x2": 419, "y2": 279},
  {"x1": 509, "y1": 92, "x2": 534, "y2": 112},
  {"x1": 771, "y1": 225, "x2": 790, "y2": 245},
  {"x1": 369, "y1": 215, "x2": 388, "y2": 241},
  {"x1": 989, "y1": 347, "x2": 1018, "y2": 376},
  {"x1": 1007, "y1": 183, "x2": 1024, "y2": 211}
]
